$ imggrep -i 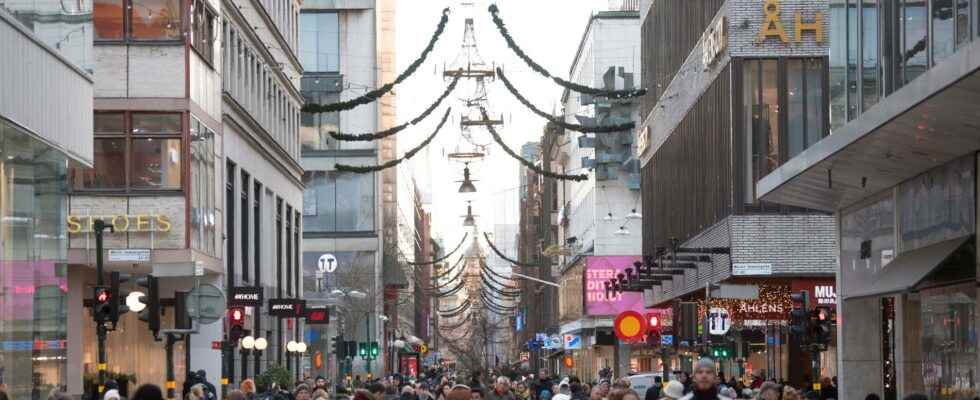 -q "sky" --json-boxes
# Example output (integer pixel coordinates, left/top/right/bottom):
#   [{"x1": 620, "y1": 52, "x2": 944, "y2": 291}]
[{"x1": 393, "y1": 0, "x2": 608, "y2": 265}]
